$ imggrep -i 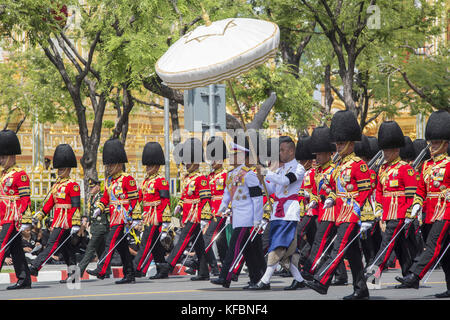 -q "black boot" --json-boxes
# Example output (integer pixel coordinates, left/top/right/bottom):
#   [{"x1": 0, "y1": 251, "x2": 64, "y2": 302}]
[
  {"x1": 305, "y1": 280, "x2": 328, "y2": 295},
  {"x1": 331, "y1": 278, "x2": 348, "y2": 286},
  {"x1": 245, "y1": 281, "x2": 271, "y2": 290},
  {"x1": 435, "y1": 290, "x2": 450, "y2": 298},
  {"x1": 284, "y1": 279, "x2": 306, "y2": 290},
  {"x1": 190, "y1": 274, "x2": 210, "y2": 281},
  {"x1": 29, "y1": 266, "x2": 38, "y2": 277},
  {"x1": 300, "y1": 270, "x2": 314, "y2": 281},
  {"x1": 150, "y1": 263, "x2": 172, "y2": 279},
  {"x1": 210, "y1": 277, "x2": 230, "y2": 288},
  {"x1": 7, "y1": 280, "x2": 31, "y2": 290},
  {"x1": 396, "y1": 273, "x2": 420, "y2": 289},
  {"x1": 135, "y1": 270, "x2": 146, "y2": 278},
  {"x1": 115, "y1": 274, "x2": 136, "y2": 284},
  {"x1": 343, "y1": 289, "x2": 370, "y2": 300},
  {"x1": 86, "y1": 269, "x2": 105, "y2": 280}
]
